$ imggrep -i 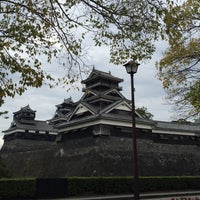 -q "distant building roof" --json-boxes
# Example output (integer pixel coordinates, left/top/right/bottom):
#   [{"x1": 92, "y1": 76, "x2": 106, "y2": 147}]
[
  {"x1": 13, "y1": 105, "x2": 36, "y2": 115},
  {"x1": 153, "y1": 120, "x2": 200, "y2": 135},
  {"x1": 3, "y1": 119, "x2": 54, "y2": 133},
  {"x1": 3, "y1": 105, "x2": 56, "y2": 136}
]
